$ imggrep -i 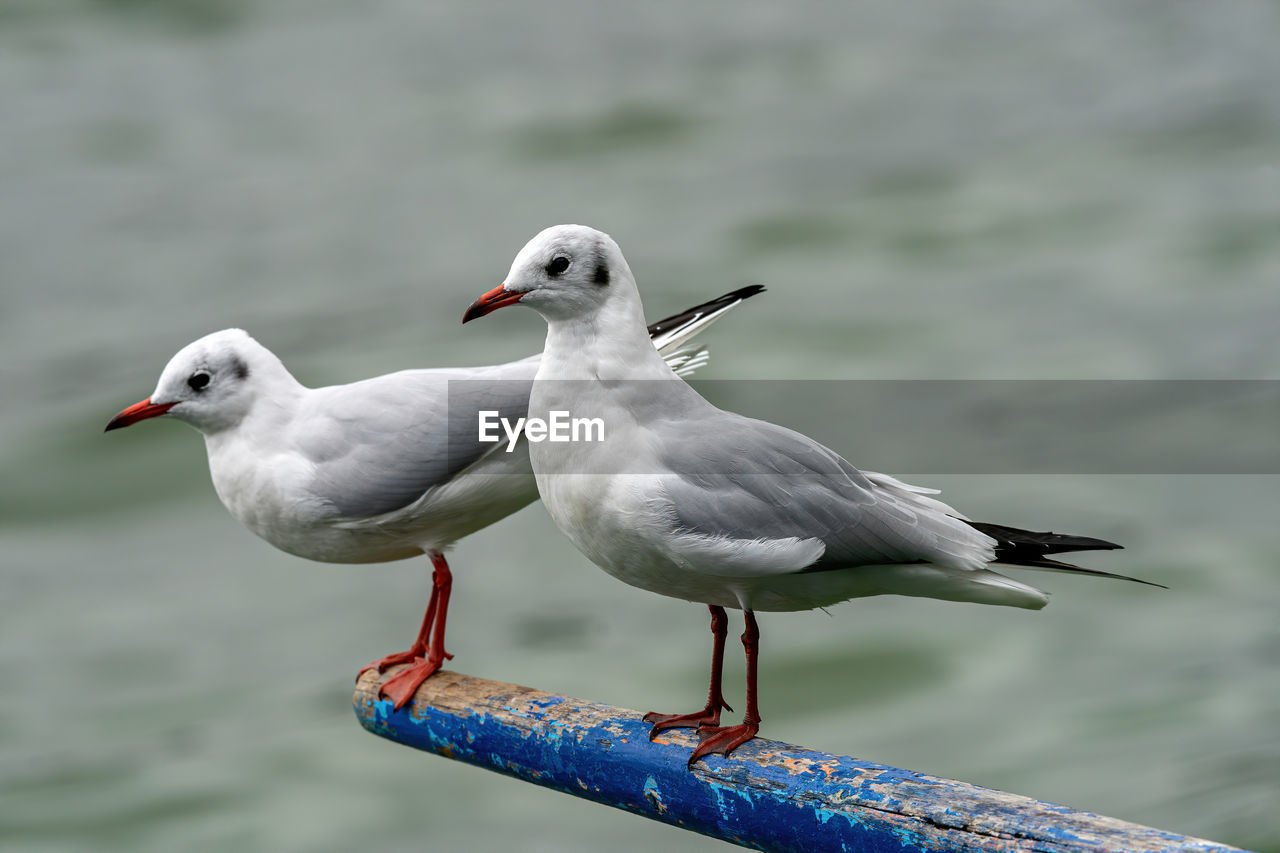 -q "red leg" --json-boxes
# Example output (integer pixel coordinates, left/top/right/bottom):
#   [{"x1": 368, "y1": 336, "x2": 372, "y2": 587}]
[
  {"x1": 644, "y1": 606, "x2": 734, "y2": 738},
  {"x1": 357, "y1": 575, "x2": 437, "y2": 676},
  {"x1": 368, "y1": 553, "x2": 455, "y2": 710},
  {"x1": 689, "y1": 610, "x2": 761, "y2": 767},
  {"x1": 425, "y1": 554, "x2": 453, "y2": 666}
]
